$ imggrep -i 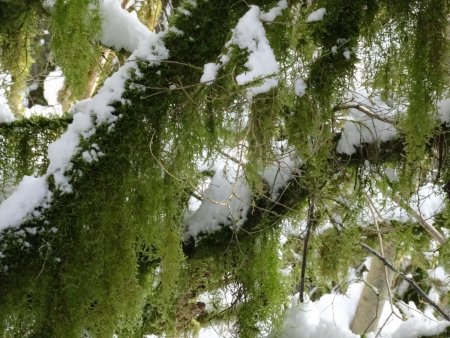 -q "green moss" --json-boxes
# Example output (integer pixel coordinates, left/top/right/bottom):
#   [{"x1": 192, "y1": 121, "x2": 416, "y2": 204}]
[
  {"x1": 50, "y1": 0, "x2": 102, "y2": 100},
  {"x1": 0, "y1": 2, "x2": 41, "y2": 115}
]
